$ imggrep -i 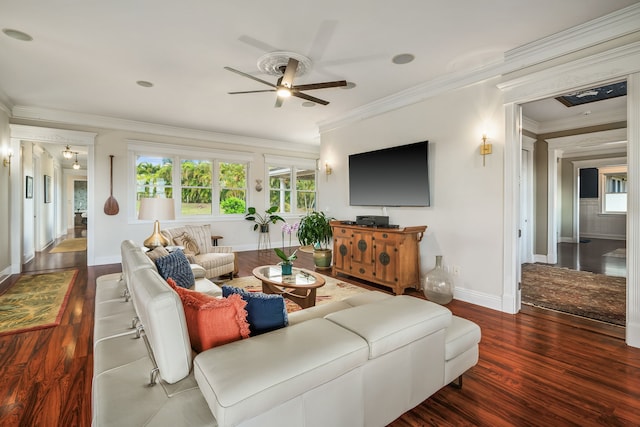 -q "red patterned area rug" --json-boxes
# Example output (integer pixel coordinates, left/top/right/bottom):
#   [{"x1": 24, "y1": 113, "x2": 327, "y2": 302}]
[
  {"x1": 0, "y1": 270, "x2": 78, "y2": 336},
  {"x1": 521, "y1": 263, "x2": 625, "y2": 326},
  {"x1": 224, "y1": 274, "x2": 368, "y2": 313}
]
